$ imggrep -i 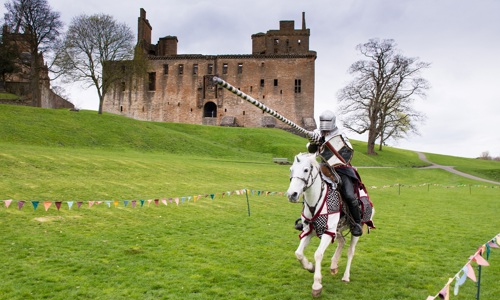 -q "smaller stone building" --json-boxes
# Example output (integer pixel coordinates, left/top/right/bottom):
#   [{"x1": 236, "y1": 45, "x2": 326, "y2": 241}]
[
  {"x1": 1, "y1": 25, "x2": 74, "y2": 109},
  {"x1": 104, "y1": 9, "x2": 316, "y2": 130}
]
